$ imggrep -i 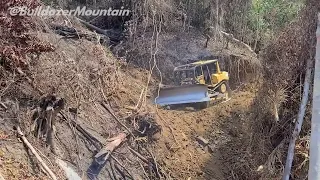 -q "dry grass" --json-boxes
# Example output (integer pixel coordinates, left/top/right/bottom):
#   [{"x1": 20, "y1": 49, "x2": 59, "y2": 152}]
[
  {"x1": 0, "y1": 15, "x2": 165, "y2": 179},
  {"x1": 222, "y1": 1, "x2": 320, "y2": 179}
]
